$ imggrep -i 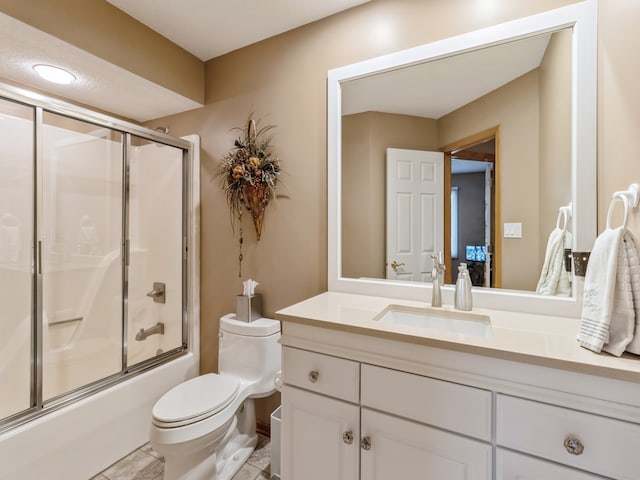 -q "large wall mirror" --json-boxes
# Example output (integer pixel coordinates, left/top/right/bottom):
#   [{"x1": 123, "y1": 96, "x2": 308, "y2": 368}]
[{"x1": 328, "y1": 0, "x2": 597, "y2": 316}]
